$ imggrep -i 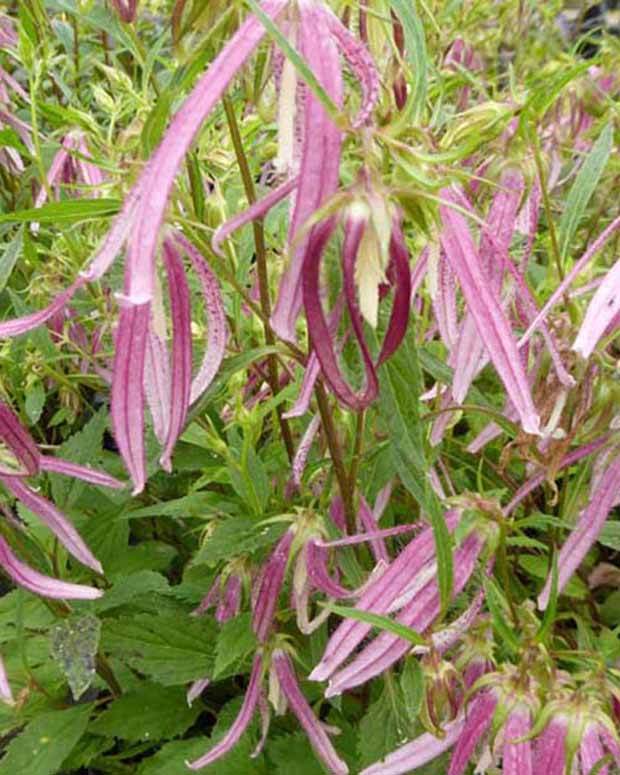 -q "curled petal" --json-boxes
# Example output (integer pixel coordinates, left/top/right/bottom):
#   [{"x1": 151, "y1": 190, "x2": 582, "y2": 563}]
[
  {"x1": 0, "y1": 402, "x2": 40, "y2": 475},
  {"x1": 271, "y1": 5, "x2": 343, "y2": 342},
  {"x1": 273, "y1": 650, "x2": 349, "y2": 775},
  {"x1": 160, "y1": 240, "x2": 192, "y2": 471},
  {"x1": 173, "y1": 233, "x2": 228, "y2": 405},
  {"x1": 0, "y1": 476, "x2": 102, "y2": 573},
  {"x1": 291, "y1": 414, "x2": 321, "y2": 488},
  {"x1": 323, "y1": 8, "x2": 380, "y2": 127},
  {"x1": 306, "y1": 540, "x2": 349, "y2": 598},
  {"x1": 187, "y1": 654, "x2": 262, "y2": 770},
  {"x1": 0, "y1": 535, "x2": 102, "y2": 600},
  {"x1": 0, "y1": 277, "x2": 87, "y2": 339},
  {"x1": 377, "y1": 214, "x2": 411, "y2": 365}
]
